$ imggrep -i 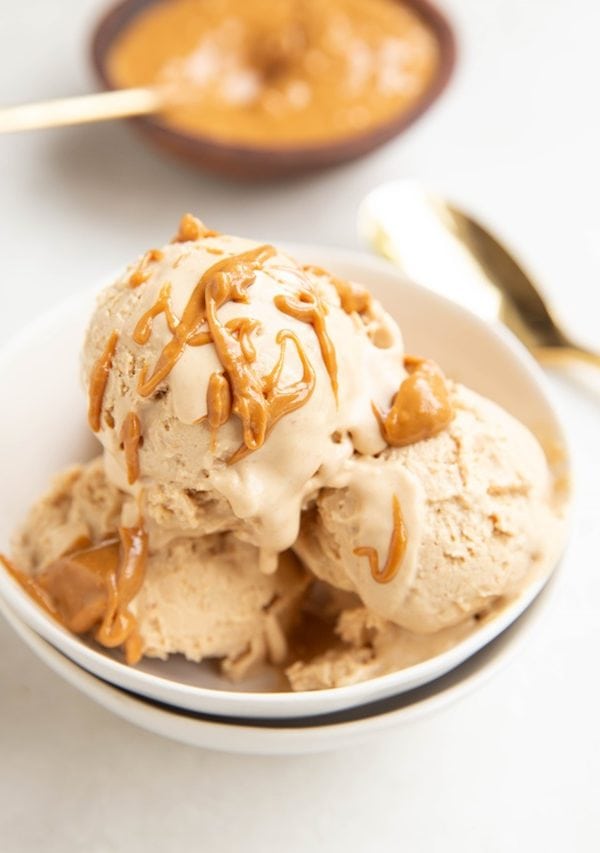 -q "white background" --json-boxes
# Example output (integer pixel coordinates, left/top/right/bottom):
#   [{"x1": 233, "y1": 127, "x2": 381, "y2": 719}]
[{"x1": 1, "y1": 0, "x2": 599, "y2": 850}]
